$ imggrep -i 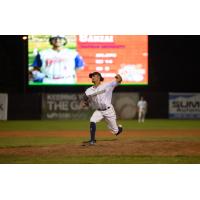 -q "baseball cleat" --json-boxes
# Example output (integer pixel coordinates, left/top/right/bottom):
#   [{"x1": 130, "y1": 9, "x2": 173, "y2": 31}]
[
  {"x1": 116, "y1": 124, "x2": 123, "y2": 136},
  {"x1": 82, "y1": 140, "x2": 96, "y2": 145},
  {"x1": 89, "y1": 140, "x2": 96, "y2": 145},
  {"x1": 89, "y1": 140, "x2": 96, "y2": 144},
  {"x1": 82, "y1": 140, "x2": 96, "y2": 146}
]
